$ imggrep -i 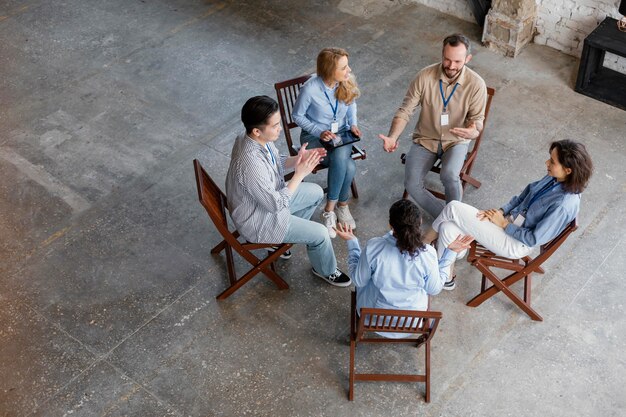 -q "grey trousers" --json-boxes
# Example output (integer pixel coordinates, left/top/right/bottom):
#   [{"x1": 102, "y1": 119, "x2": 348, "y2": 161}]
[{"x1": 404, "y1": 141, "x2": 469, "y2": 218}]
